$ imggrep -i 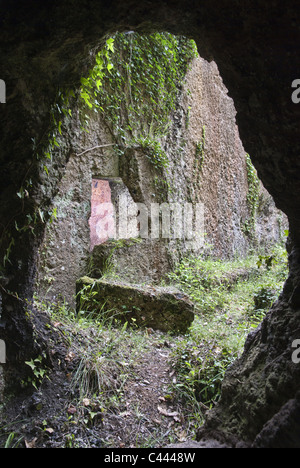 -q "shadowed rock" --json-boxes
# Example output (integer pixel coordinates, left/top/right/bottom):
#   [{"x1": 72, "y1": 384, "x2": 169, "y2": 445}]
[{"x1": 76, "y1": 276, "x2": 194, "y2": 334}]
